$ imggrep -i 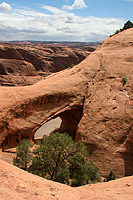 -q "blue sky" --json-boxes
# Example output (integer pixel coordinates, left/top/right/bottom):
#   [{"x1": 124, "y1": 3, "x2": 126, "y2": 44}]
[{"x1": 0, "y1": 0, "x2": 132, "y2": 41}]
